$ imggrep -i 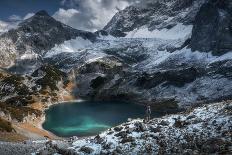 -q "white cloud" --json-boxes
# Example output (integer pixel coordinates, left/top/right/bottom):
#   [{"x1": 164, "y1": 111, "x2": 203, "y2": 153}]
[
  {"x1": 53, "y1": 8, "x2": 79, "y2": 26},
  {"x1": 0, "y1": 20, "x2": 19, "y2": 34},
  {"x1": 8, "y1": 15, "x2": 22, "y2": 22},
  {"x1": 8, "y1": 13, "x2": 34, "y2": 22},
  {"x1": 53, "y1": 0, "x2": 132, "y2": 31},
  {"x1": 0, "y1": 13, "x2": 35, "y2": 34},
  {"x1": 23, "y1": 13, "x2": 35, "y2": 20},
  {"x1": 0, "y1": 20, "x2": 10, "y2": 34}
]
